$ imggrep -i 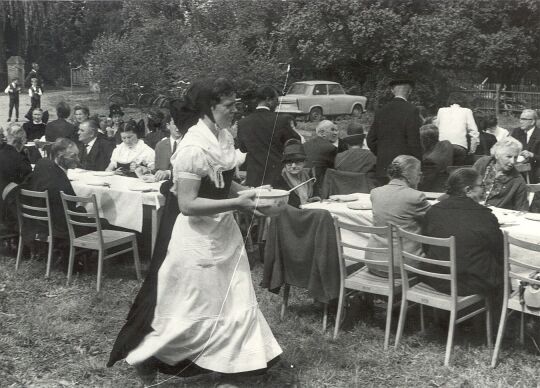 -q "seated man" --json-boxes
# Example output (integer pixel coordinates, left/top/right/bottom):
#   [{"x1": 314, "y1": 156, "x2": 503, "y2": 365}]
[
  {"x1": 5, "y1": 123, "x2": 41, "y2": 164},
  {"x1": 154, "y1": 112, "x2": 183, "y2": 180},
  {"x1": 334, "y1": 121, "x2": 376, "y2": 173},
  {"x1": 22, "y1": 108, "x2": 47, "y2": 141},
  {"x1": 0, "y1": 125, "x2": 32, "y2": 230},
  {"x1": 45, "y1": 101, "x2": 77, "y2": 141},
  {"x1": 303, "y1": 120, "x2": 339, "y2": 195},
  {"x1": 106, "y1": 120, "x2": 155, "y2": 175},
  {"x1": 26, "y1": 138, "x2": 80, "y2": 240},
  {"x1": 78, "y1": 119, "x2": 115, "y2": 171}
]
